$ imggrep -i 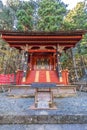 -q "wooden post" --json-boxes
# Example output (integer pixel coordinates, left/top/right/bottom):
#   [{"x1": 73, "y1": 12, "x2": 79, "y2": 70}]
[
  {"x1": 16, "y1": 70, "x2": 23, "y2": 85},
  {"x1": 62, "y1": 69, "x2": 69, "y2": 85},
  {"x1": 30, "y1": 53, "x2": 32, "y2": 70},
  {"x1": 53, "y1": 53, "x2": 56, "y2": 70},
  {"x1": 56, "y1": 51, "x2": 62, "y2": 82},
  {"x1": 22, "y1": 51, "x2": 29, "y2": 83},
  {"x1": 20, "y1": 44, "x2": 29, "y2": 83},
  {"x1": 56, "y1": 45, "x2": 65, "y2": 82}
]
